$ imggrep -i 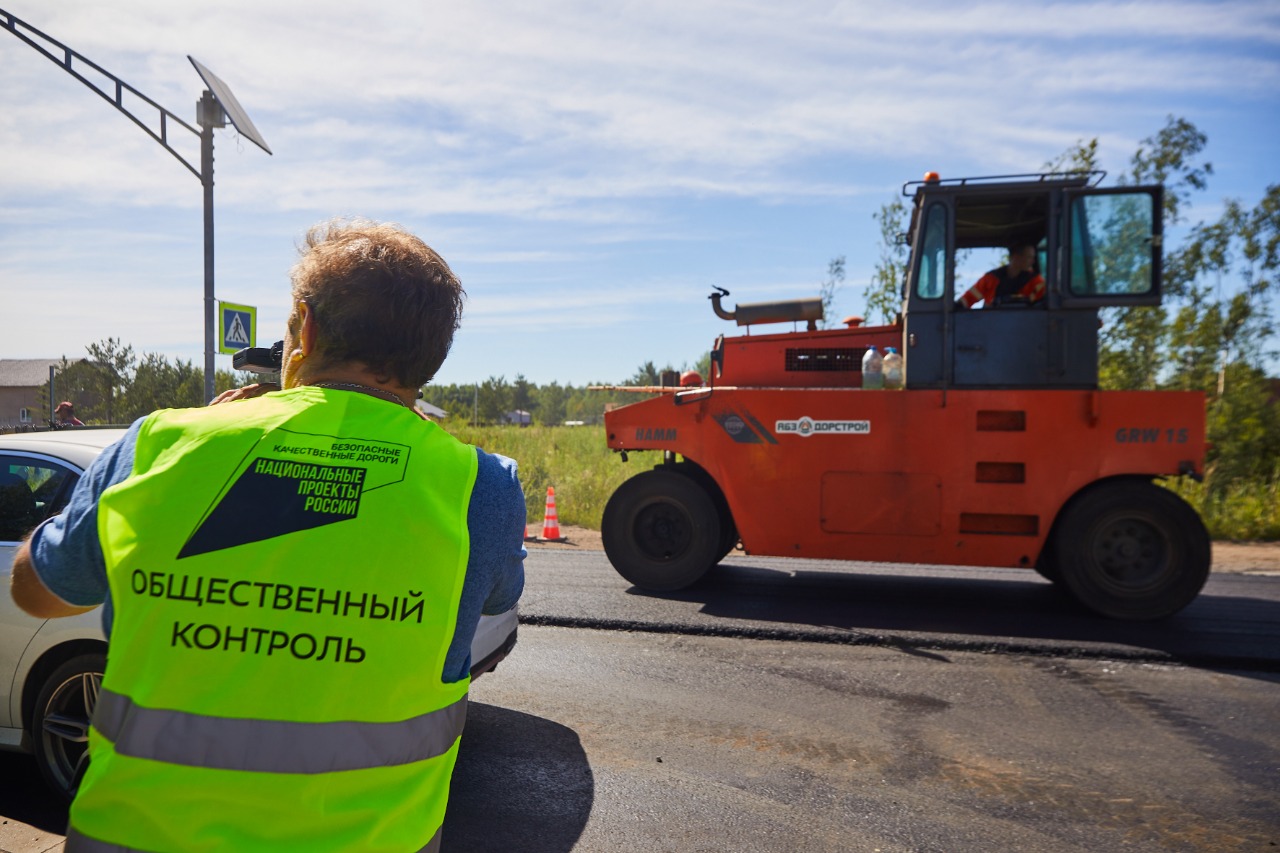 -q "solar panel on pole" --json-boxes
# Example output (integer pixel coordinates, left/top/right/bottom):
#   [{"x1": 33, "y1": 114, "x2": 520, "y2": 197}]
[{"x1": 189, "y1": 57, "x2": 272, "y2": 155}]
